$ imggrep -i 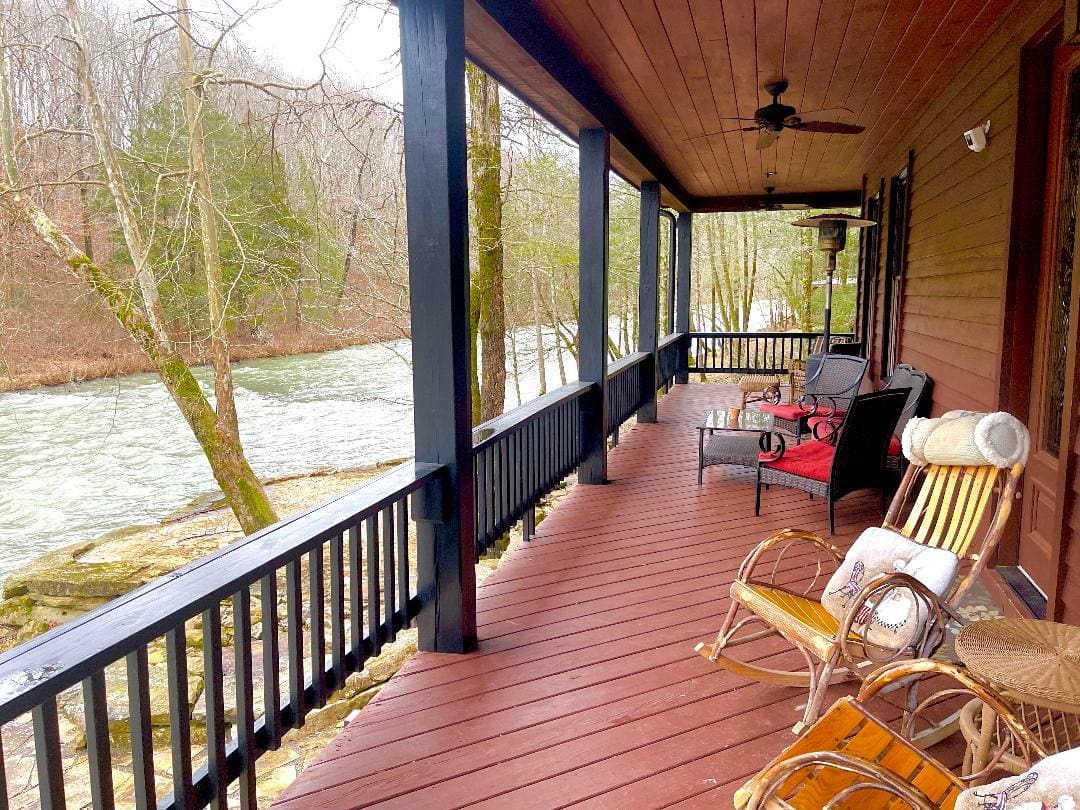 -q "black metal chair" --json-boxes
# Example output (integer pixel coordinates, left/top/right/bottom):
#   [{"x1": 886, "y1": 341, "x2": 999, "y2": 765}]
[
  {"x1": 761, "y1": 353, "x2": 868, "y2": 444},
  {"x1": 756, "y1": 388, "x2": 908, "y2": 534},
  {"x1": 811, "y1": 364, "x2": 932, "y2": 467}
]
